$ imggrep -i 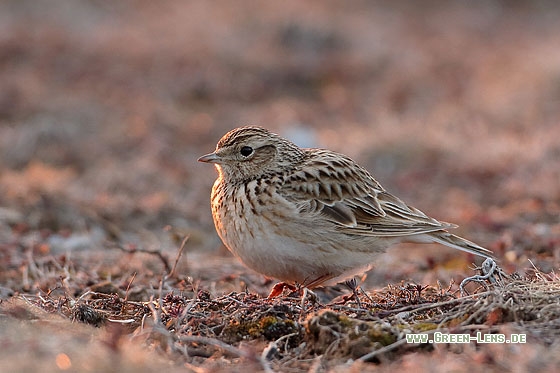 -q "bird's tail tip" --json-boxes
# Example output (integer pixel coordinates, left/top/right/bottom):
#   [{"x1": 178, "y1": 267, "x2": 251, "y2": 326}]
[{"x1": 430, "y1": 232, "x2": 495, "y2": 259}]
